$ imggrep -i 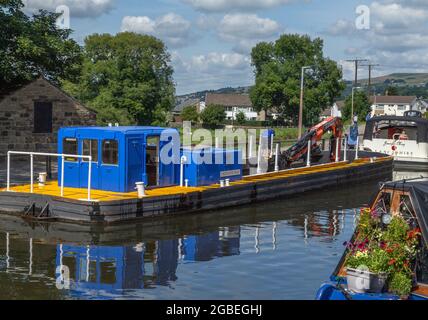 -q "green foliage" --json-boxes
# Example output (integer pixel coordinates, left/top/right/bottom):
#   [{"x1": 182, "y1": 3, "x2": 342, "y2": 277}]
[
  {"x1": 389, "y1": 272, "x2": 413, "y2": 297},
  {"x1": 250, "y1": 34, "x2": 345, "y2": 126},
  {"x1": 384, "y1": 86, "x2": 400, "y2": 96},
  {"x1": 0, "y1": 0, "x2": 83, "y2": 90},
  {"x1": 344, "y1": 209, "x2": 421, "y2": 297},
  {"x1": 342, "y1": 91, "x2": 370, "y2": 122},
  {"x1": 62, "y1": 32, "x2": 175, "y2": 126},
  {"x1": 181, "y1": 105, "x2": 199, "y2": 124},
  {"x1": 235, "y1": 111, "x2": 247, "y2": 125},
  {"x1": 200, "y1": 104, "x2": 226, "y2": 128},
  {"x1": 384, "y1": 217, "x2": 409, "y2": 243}
]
